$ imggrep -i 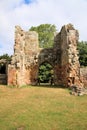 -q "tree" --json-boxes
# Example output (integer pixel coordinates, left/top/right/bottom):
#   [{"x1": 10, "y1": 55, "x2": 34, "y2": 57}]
[
  {"x1": 77, "y1": 41, "x2": 87, "y2": 66},
  {"x1": 29, "y1": 24, "x2": 57, "y2": 48},
  {"x1": 38, "y1": 62, "x2": 53, "y2": 83},
  {"x1": 0, "y1": 54, "x2": 11, "y2": 61}
]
